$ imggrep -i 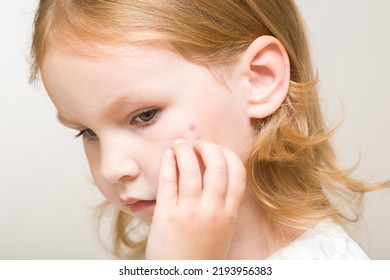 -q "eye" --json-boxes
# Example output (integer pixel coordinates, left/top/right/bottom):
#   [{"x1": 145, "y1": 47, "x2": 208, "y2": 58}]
[
  {"x1": 131, "y1": 108, "x2": 161, "y2": 127},
  {"x1": 75, "y1": 128, "x2": 97, "y2": 139}
]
